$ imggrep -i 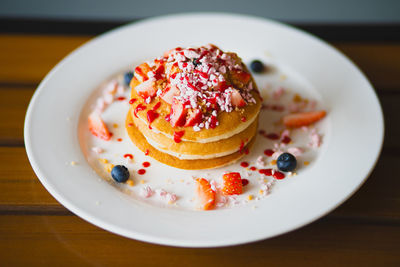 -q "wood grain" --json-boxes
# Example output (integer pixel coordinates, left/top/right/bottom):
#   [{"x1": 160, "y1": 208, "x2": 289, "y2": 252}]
[
  {"x1": 0, "y1": 35, "x2": 91, "y2": 84},
  {"x1": 0, "y1": 215, "x2": 399, "y2": 266},
  {"x1": 0, "y1": 87, "x2": 34, "y2": 145},
  {"x1": 0, "y1": 35, "x2": 399, "y2": 89}
]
